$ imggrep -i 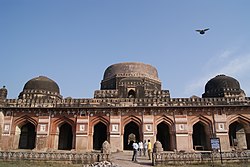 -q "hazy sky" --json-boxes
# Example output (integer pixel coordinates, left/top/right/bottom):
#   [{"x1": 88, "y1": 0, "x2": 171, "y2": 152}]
[{"x1": 1, "y1": 0, "x2": 250, "y2": 99}]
